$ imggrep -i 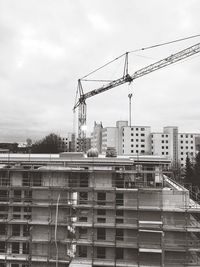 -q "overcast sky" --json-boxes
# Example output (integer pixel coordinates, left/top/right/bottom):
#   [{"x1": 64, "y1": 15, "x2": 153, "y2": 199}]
[{"x1": 0, "y1": 0, "x2": 200, "y2": 142}]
